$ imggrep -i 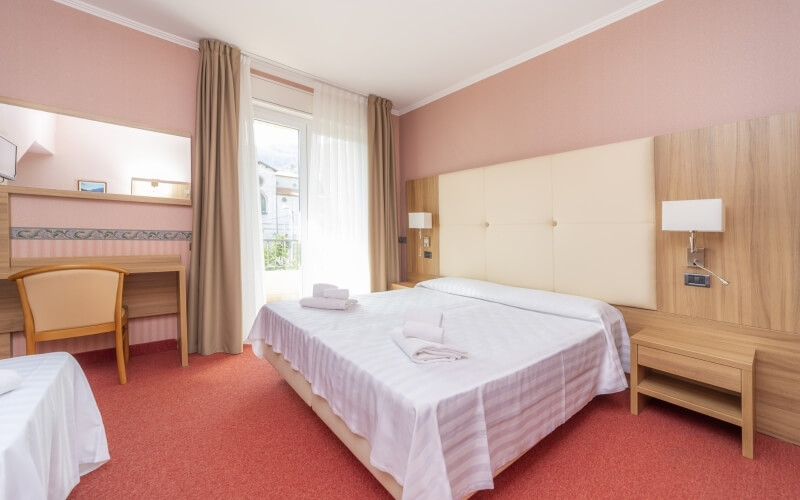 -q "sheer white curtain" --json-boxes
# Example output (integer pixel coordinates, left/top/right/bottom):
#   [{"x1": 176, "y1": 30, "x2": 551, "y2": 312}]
[
  {"x1": 238, "y1": 54, "x2": 265, "y2": 340},
  {"x1": 303, "y1": 83, "x2": 370, "y2": 295}
]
